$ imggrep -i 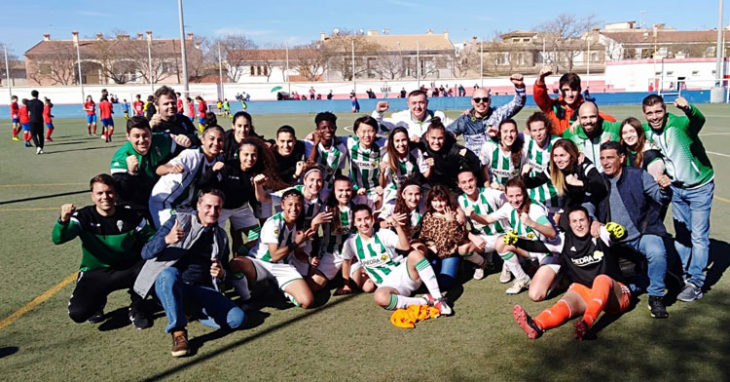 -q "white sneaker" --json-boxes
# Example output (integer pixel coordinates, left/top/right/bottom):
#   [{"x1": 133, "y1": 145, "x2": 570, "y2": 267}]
[
  {"x1": 499, "y1": 262, "x2": 512, "y2": 283},
  {"x1": 36, "y1": 147, "x2": 41, "y2": 154},
  {"x1": 506, "y1": 276, "x2": 530, "y2": 295},
  {"x1": 473, "y1": 266, "x2": 486, "y2": 280},
  {"x1": 422, "y1": 294, "x2": 453, "y2": 316}
]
